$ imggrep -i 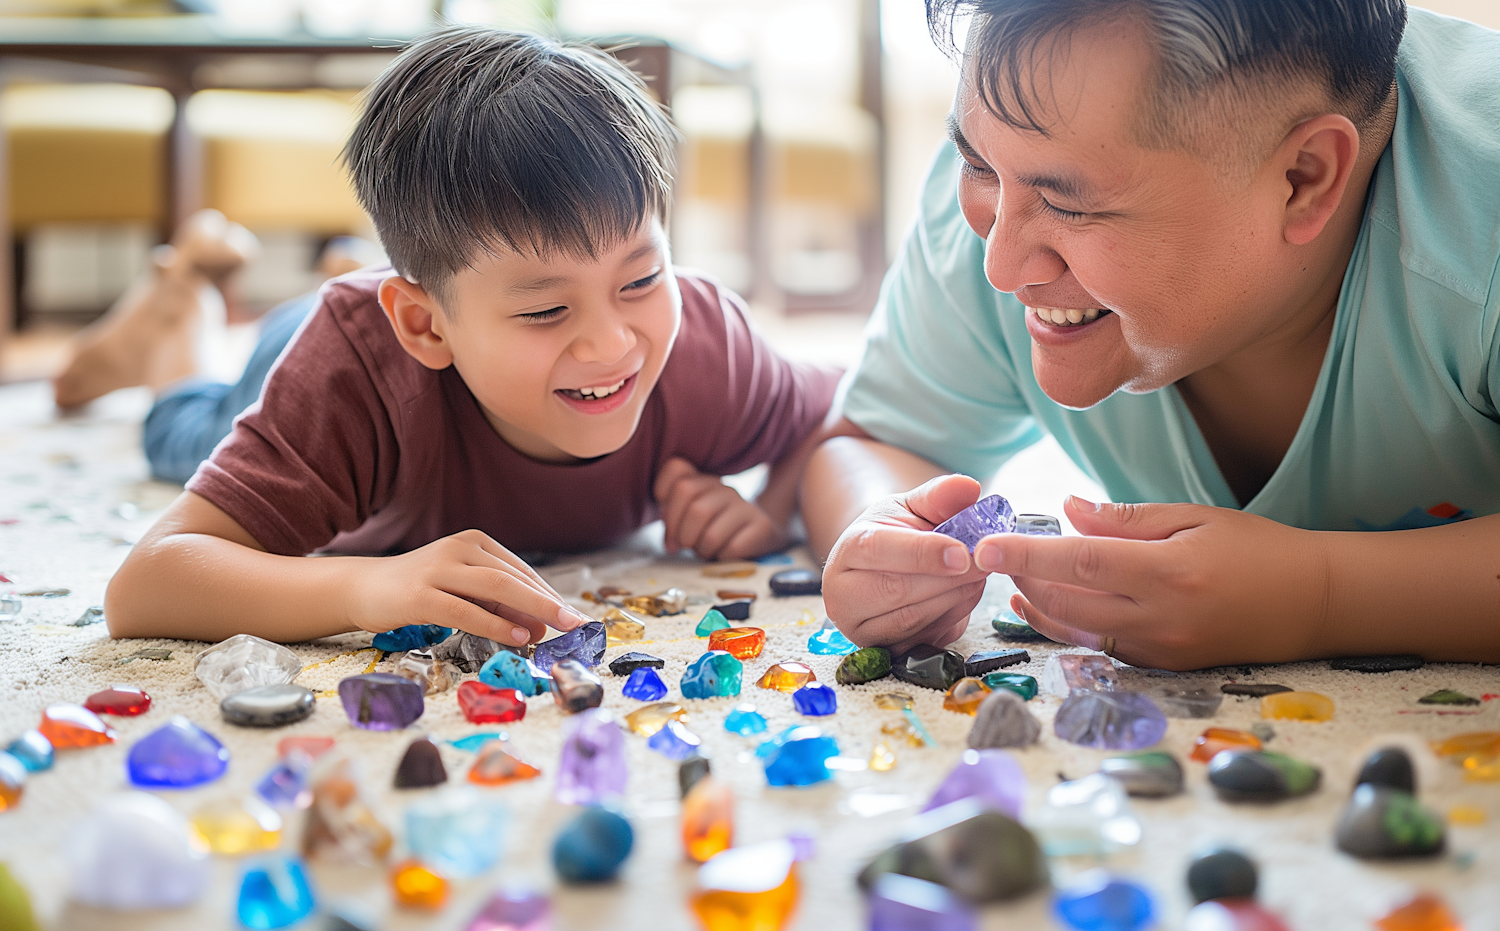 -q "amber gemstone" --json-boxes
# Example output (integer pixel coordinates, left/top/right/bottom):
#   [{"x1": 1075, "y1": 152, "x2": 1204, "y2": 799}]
[
  {"x1": 624, "y1": 702, "x2": 689, "y2": 737},
  {"x1": 602, "y1": 608, "x2": 647, "y2": 645},
  {"x1": 83, "y1": 685, "x2": 152, "y2": 717},
  {"x1": 873, "y1": 692, "x2": 915, "y2": 711},
  {"x1": 682, "y1": 776, "x2": 735, "y2": 863},
  {"x1": 708, "y1": 627, "x2": 766, "y2": 660},
  {"x1": 1463, "y1": 754, "x2": 1500, "y2": 782},
  {"x1": 703, "y1": 562, "x2": 757, "y2": 578},
  {"x1": 623, "y1": 588, "x2": 688, "y2": 616},
  {"x1": 756, "y1": 662, "x2": 815, "y2": 693},
  {"x1": 691, "y1": 851, "x2": 800, "y2": 931},
  {"x1": 1431, "y1": 731, "x2": 1500, "y2": 758},
  {"x1": 881, "y1": 721, "x2": 925, "y2": 748},
  {"x1": 716, "y1": 590, "x2": 757, "y2": 601},
  {"x1": 1190, "y1": 728, "x2": 1262, "y2": 763},
  {"x1": 467, "y1": 741, "x2": 541, "y2": 786},
  {"x1": 277, "y1": 736, "x2": 335, "y2": 759},
  {"x1": 1260, "y1": 691, "x2": 1335, "y2": 722},
  {"x1": 38, "y1": 704, "x2": 117, "y2": 749},
  {"x1": 391, "y1": 859, "x2": 449, "y2": 910},
  {"x1": 943, "y1": 677, "x2": 992, "y2": 715},
  {"x1": 1373, "y1": 893, "x2": 1464, "y2": 931},
  {"x1": 1447, "y1": 805, "x2": 1486, "y2": 826},
  {"x1": 869, "y1": 743, "x2": 897, "y2": 772}
]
